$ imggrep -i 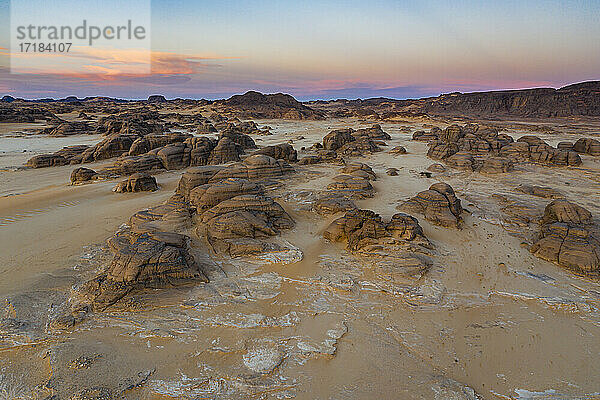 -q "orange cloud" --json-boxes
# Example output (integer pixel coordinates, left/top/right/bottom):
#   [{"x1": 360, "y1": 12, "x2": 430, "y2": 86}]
[{"x1": 3, "y1": 46, "x2": 240, "y2": 77}]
